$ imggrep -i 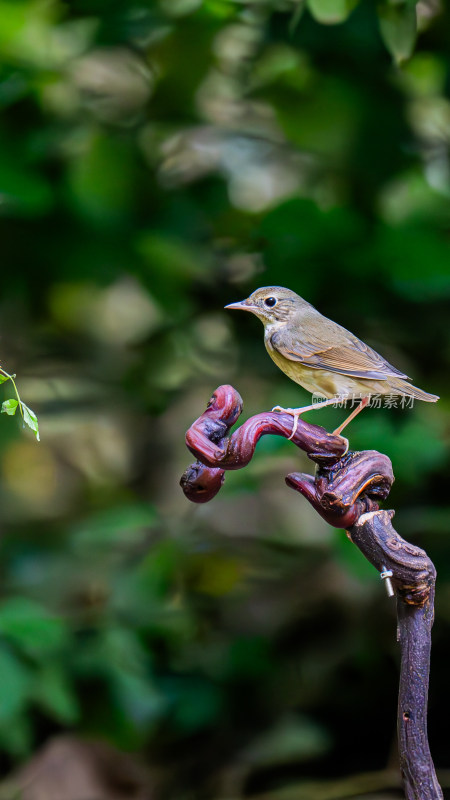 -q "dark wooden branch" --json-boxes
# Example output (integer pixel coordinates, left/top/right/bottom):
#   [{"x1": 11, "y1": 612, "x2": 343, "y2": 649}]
[
  {"x1": 350, "y1": 512, "x2": 441, "y2": 800},
  {"x1": 180, "y1": 385, "x2": 442, "y2": 800},
  {"x1": 181, "y1": 384, "x2": 347, "y2": 504}
]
